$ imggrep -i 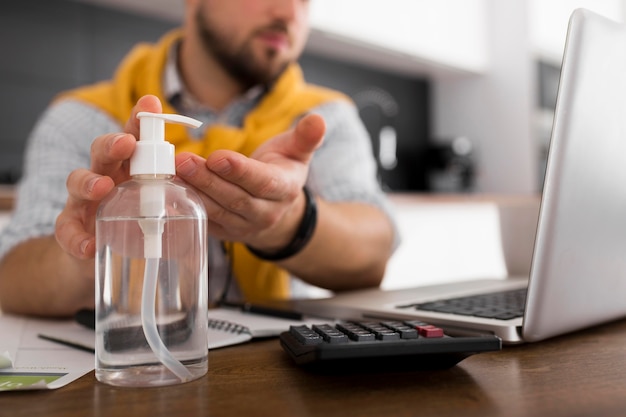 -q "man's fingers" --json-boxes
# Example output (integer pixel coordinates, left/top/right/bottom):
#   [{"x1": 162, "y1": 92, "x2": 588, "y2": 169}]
[
  {"x1": 90, "y1": 95, "x2": 163, "y2": 175},
  {"x1": 123, "y1": 95, "x2": 163, "y2": 138},
  {"x1": 57, "y1": 169, "x2": 115, "y2": 258},
  {"x1": 89, "y1": 133, "x2": 136, "y2": 175},
  {"x1": 55, "y1": 216, "x2": 96, "y2": 259},
  {"x1": 66, "y1": 169, "x2": 115, "y2": 202},
  {"x1": 201, "y1": 151, "x2": 293, "y2": 201},
  {"x1": 250, "y1": 113, "x2": 326, "y2": 164},
  {"x1": 291, "y1": 113, "x2": 326, "y2": 160}
]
